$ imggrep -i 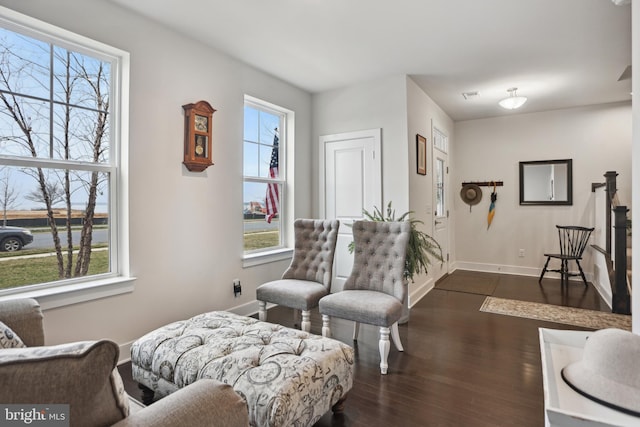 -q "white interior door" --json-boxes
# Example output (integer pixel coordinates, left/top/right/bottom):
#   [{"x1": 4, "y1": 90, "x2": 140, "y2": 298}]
[
  {"x1": 432, "y1": 124, "x2": 449, "y2": 281},
  {"x1": 320, "y1": 129, "x2": 381, "y2": 292}
]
